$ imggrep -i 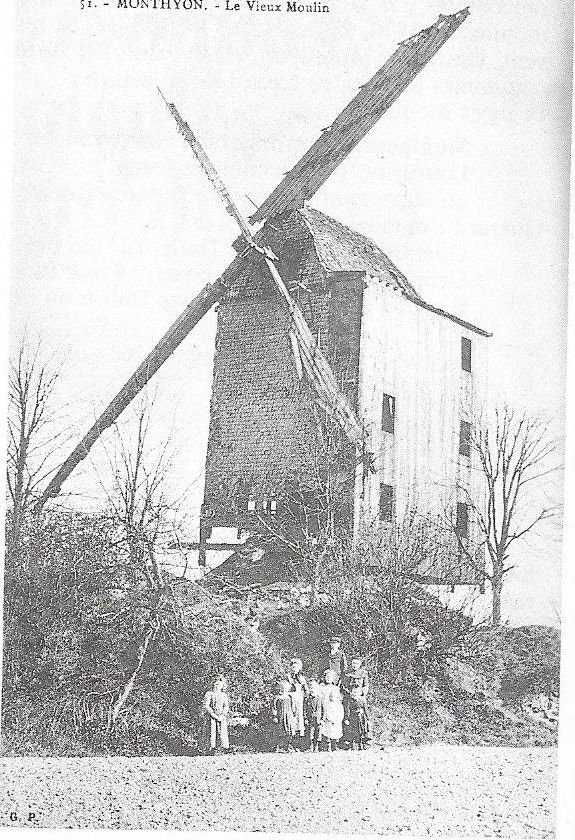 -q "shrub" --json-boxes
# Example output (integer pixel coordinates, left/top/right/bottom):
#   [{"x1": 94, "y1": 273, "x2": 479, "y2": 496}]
[
  {"x1": 2, "y1": 511, "x2": 283, "y2": 755},
  {"x1": 458, "y1": 624, "x2": 560, "y2": 702}
]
